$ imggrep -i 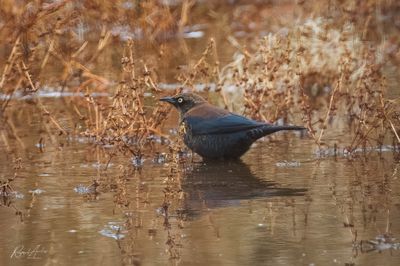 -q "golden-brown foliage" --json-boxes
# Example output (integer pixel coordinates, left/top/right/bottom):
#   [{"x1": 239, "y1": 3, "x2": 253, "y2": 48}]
[{"x1": 0, "y1": 0, "x2": 399, "y2": 160}]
